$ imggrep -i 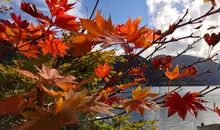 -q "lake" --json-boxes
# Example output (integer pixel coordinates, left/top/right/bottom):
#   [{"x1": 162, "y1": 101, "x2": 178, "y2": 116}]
[{"x1": 128, "y1": 86, "x2": 220, "y2": 130}]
